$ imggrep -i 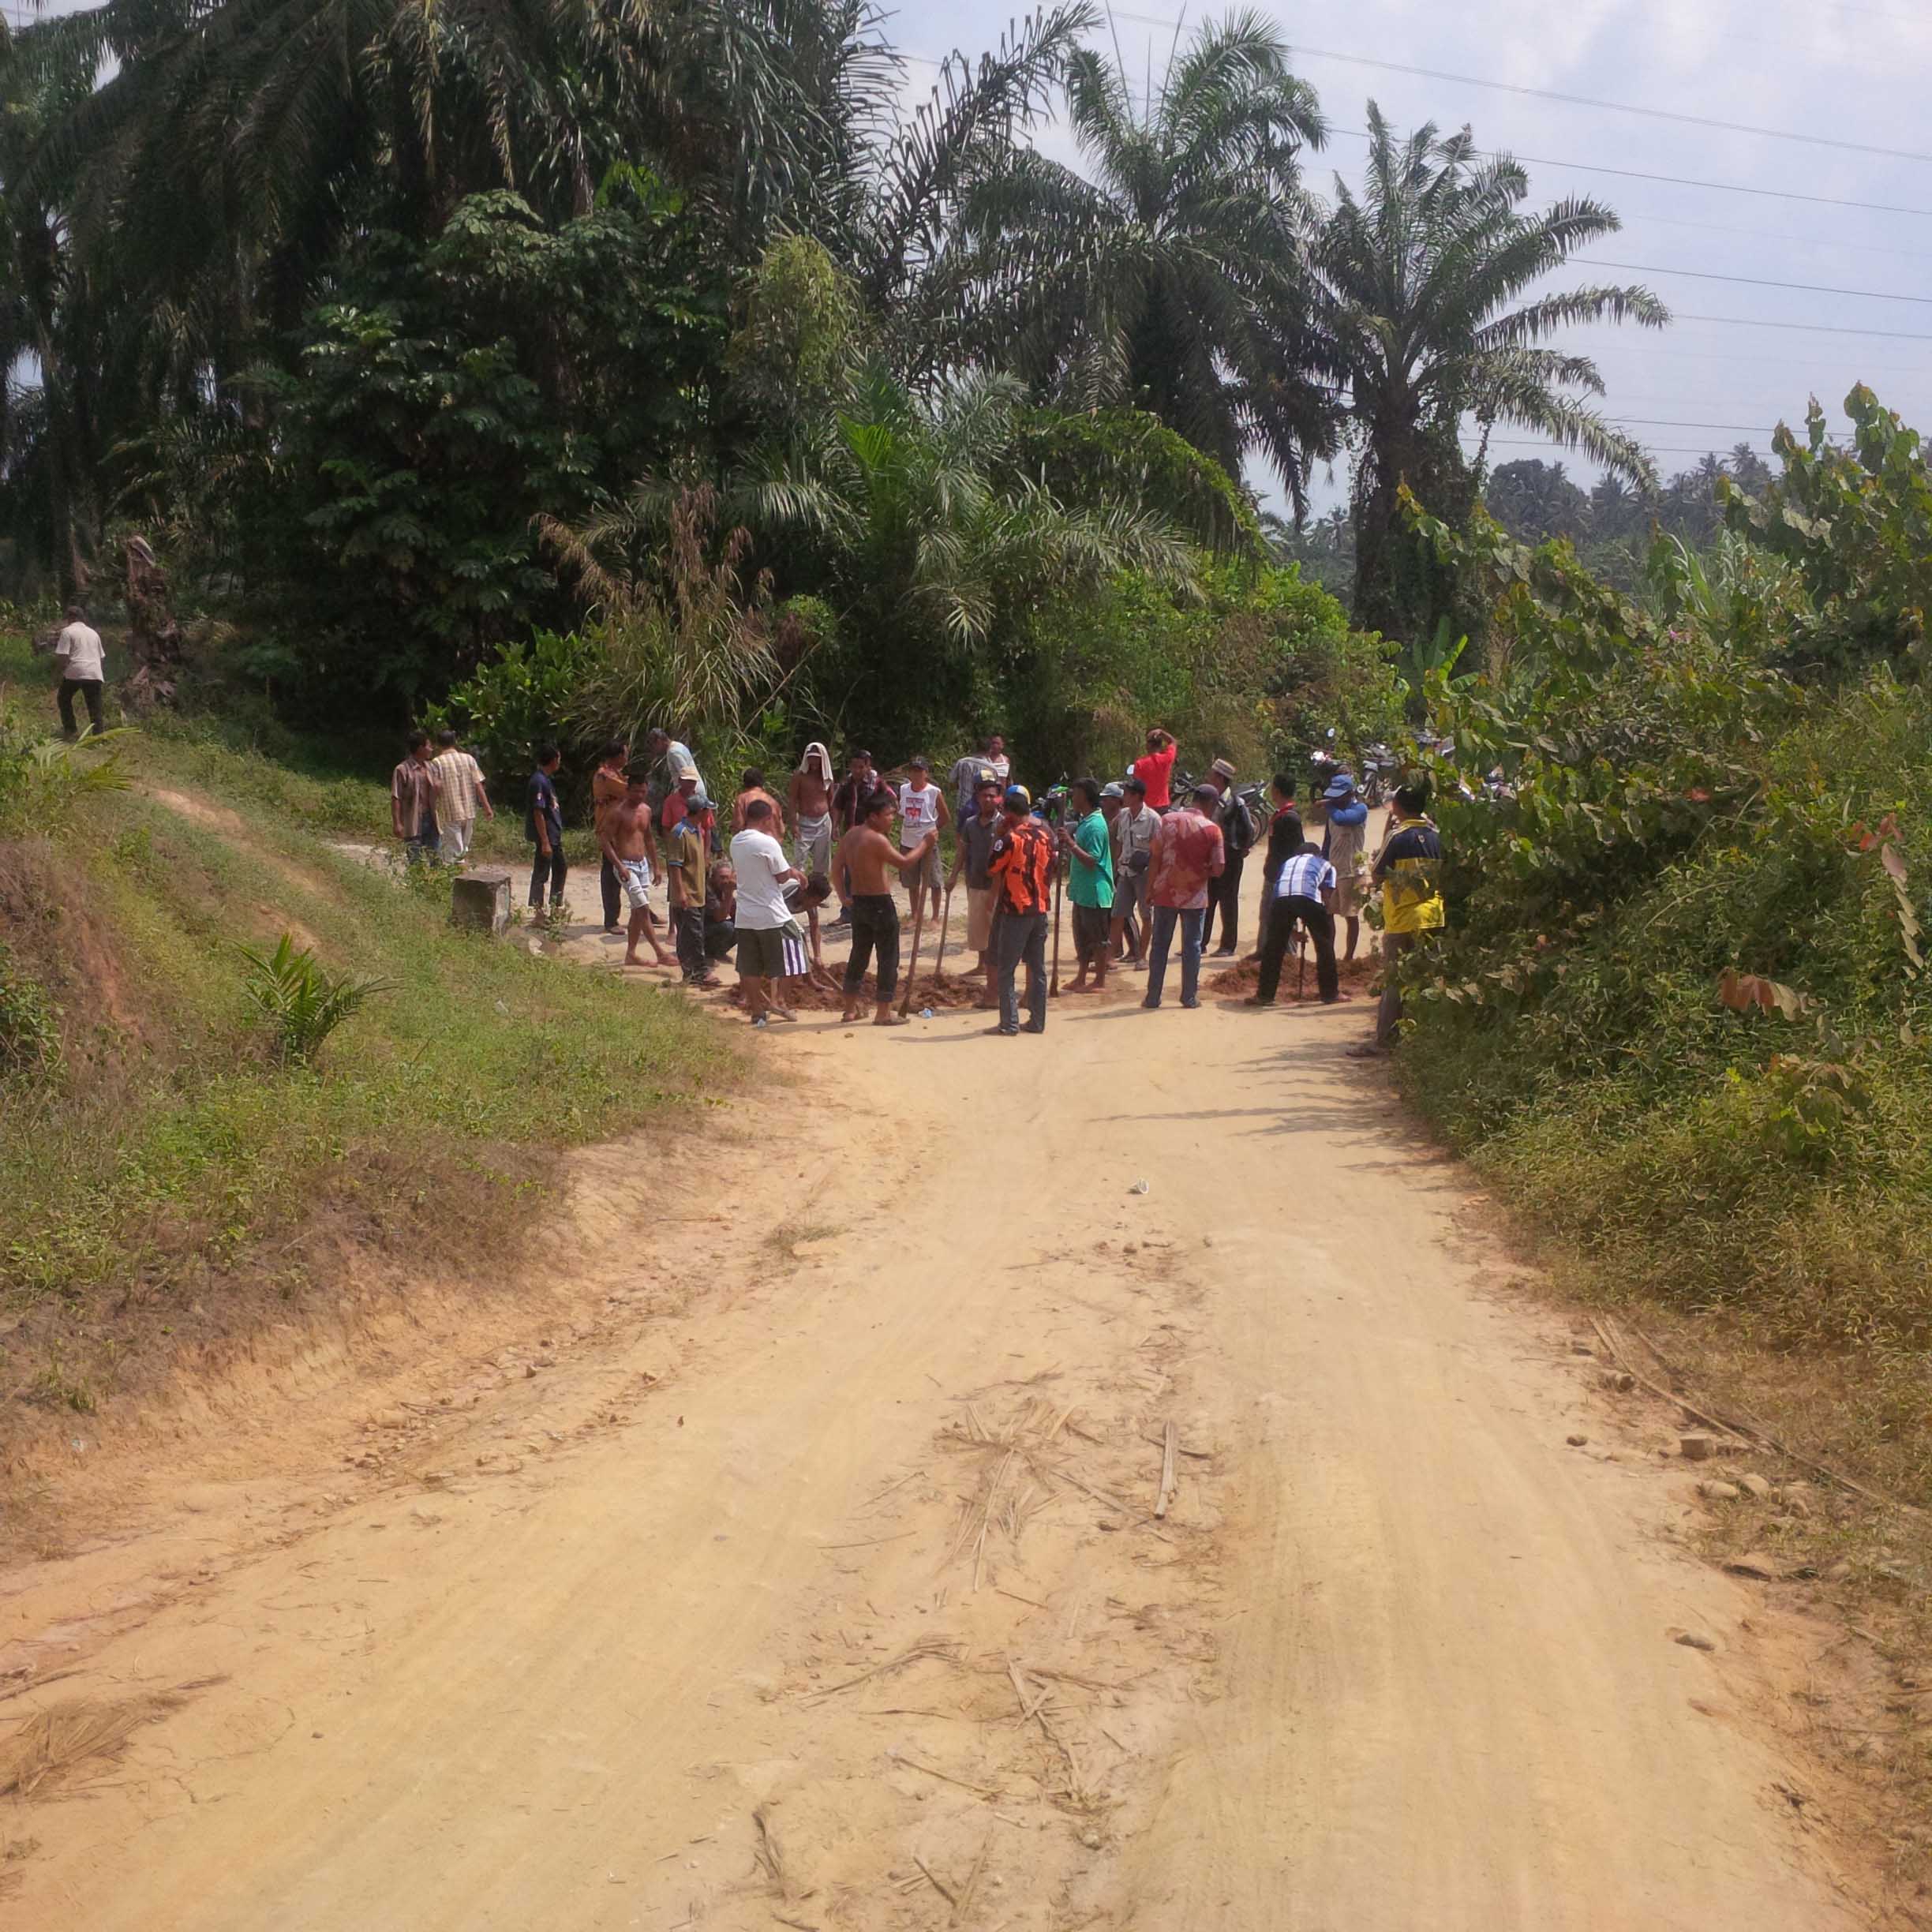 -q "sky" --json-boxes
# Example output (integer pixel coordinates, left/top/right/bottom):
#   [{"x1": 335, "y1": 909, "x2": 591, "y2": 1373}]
[
  {"x1": 899, "y1": 0, "x2": 1932, "y2": 516},
  {"x1": 10, "y1": 0, "x2": 1928, "y2": 522}
]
